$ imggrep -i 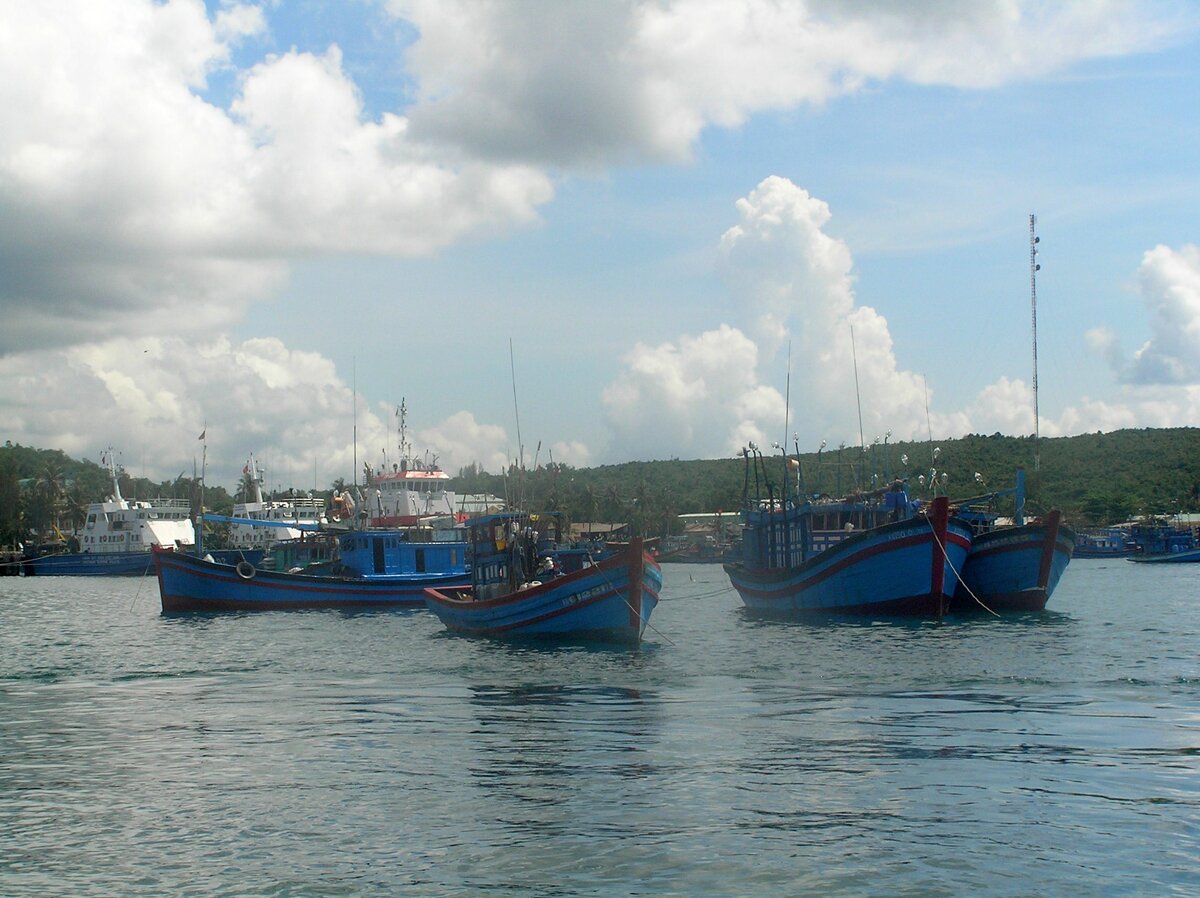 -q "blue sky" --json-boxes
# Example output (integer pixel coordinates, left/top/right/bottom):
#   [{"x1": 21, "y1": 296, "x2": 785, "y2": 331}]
[{"x1": 2, "y1": 1, "x2": 1198, "y2": 492}]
